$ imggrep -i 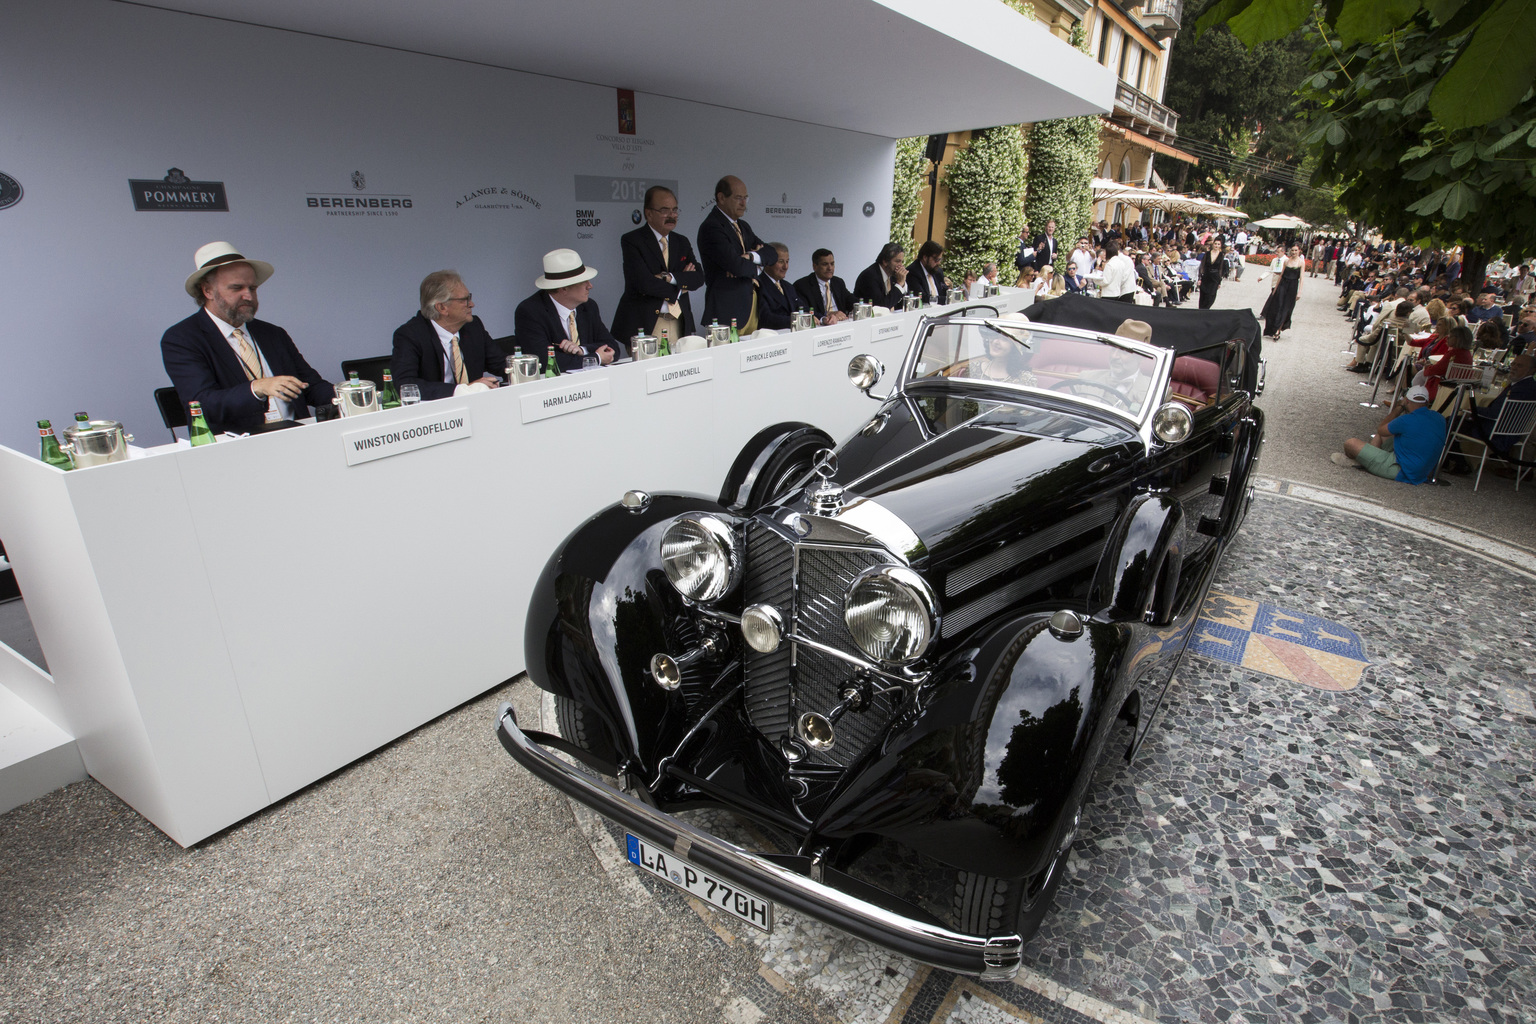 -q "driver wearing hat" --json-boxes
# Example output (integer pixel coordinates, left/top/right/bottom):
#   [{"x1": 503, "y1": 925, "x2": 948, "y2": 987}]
[
  {"x1": 161, "y1": 241, "x2": 335, "y2": 433},
  {"x1": 1081, "y1": 319, "x2": 1154, "y2": 413},
  {"x1": 513, "y1": 249, "x2": 626, "y2": 374}
]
